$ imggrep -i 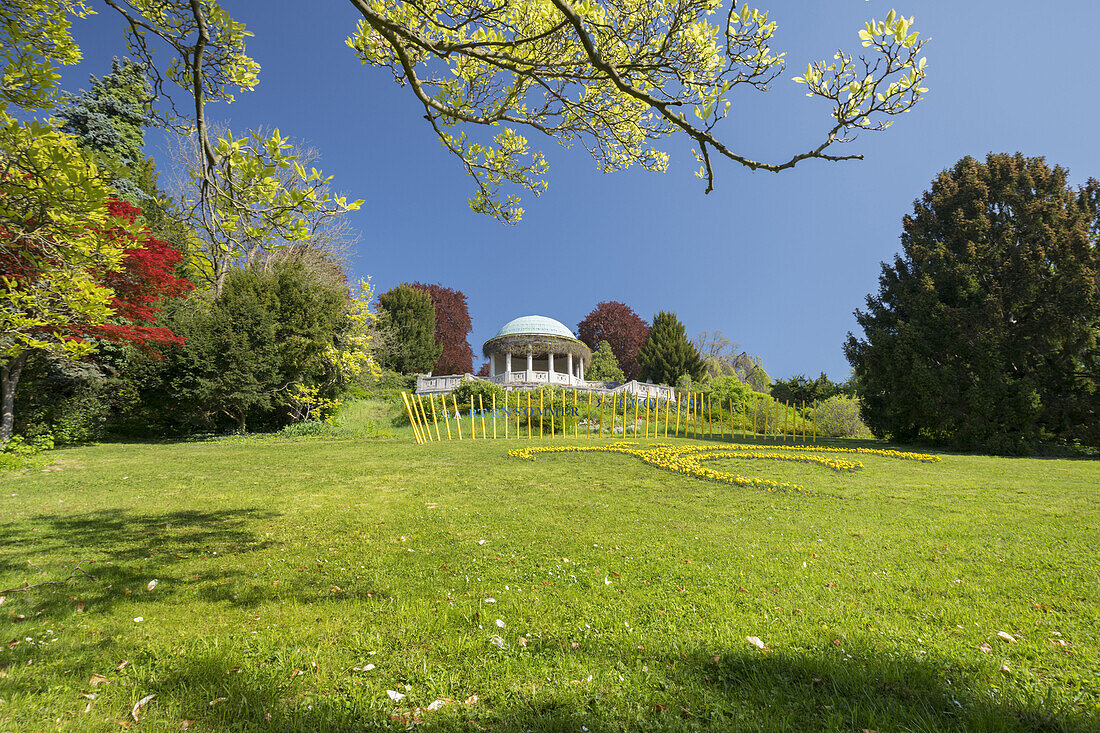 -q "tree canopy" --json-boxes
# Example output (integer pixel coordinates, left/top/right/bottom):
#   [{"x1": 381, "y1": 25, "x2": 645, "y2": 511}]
[
  {"x1": 586, "y1": 340, "x2": 625, "y2": 382},
  {"x1": 410, "y1": 282, "x2": 474, "y2": 375},
  {"x1": 577, "y1": 301, "x2": 649, "y2": 380},
  {"x1": 377, "y1": 284, "x2": 442, "y2": 374},
  {"x1": 845, "y1": 153, "x2": 1100, "y2": 453},
  {"x1": 637, "y1": 311, "x2": 705, "y2": 386}
]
